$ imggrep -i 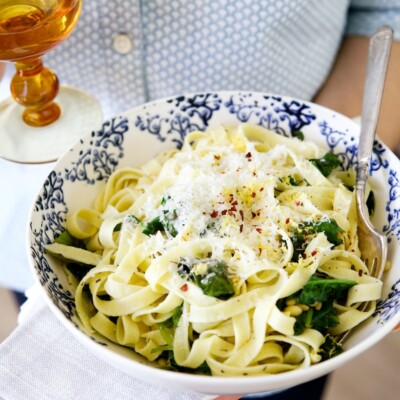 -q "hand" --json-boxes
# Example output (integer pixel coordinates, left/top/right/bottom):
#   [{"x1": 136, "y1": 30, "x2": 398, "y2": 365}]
[{"x1": 314, "y1": 36, "x2": 400, "y2": 152}]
